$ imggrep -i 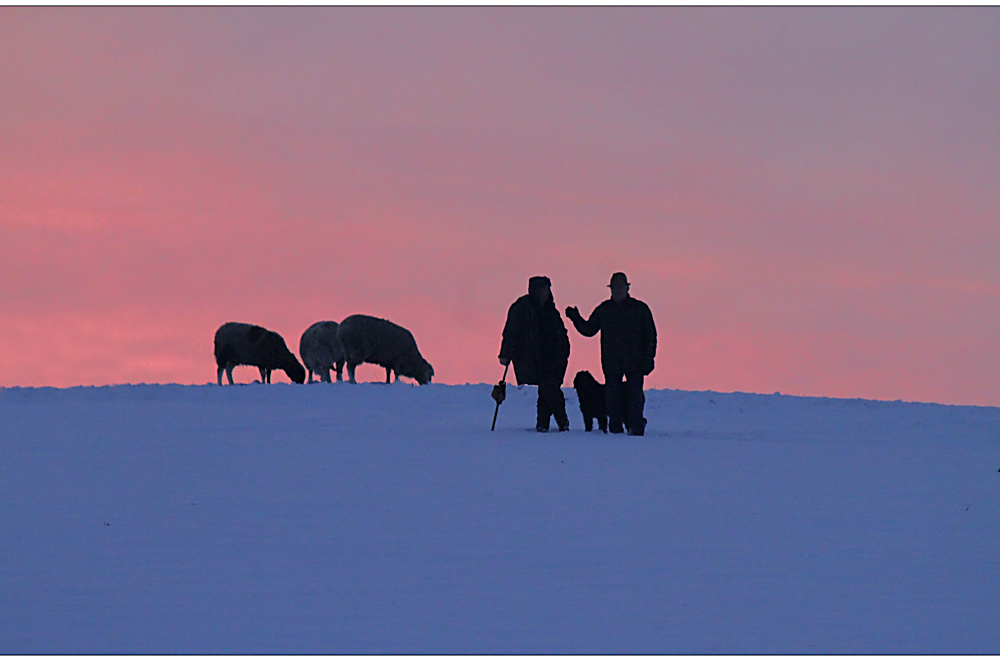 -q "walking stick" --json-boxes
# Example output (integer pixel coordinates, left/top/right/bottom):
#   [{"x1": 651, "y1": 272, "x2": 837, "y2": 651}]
[{"x1": 490, "y1": 363, "x2": 510, "y2": 431}]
